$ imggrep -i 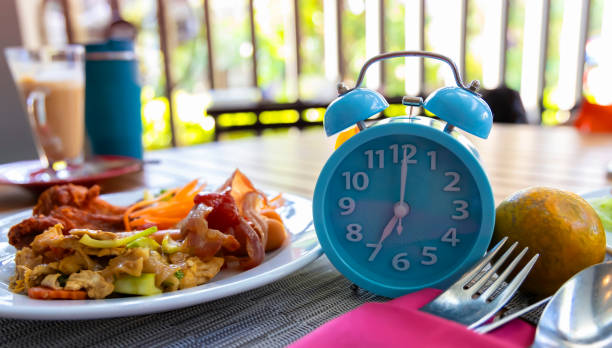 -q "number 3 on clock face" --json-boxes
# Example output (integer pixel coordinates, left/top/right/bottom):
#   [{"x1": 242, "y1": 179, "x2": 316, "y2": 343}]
[{"x1": 313, "y1": 121, "x2": 495, "y2": 297}]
